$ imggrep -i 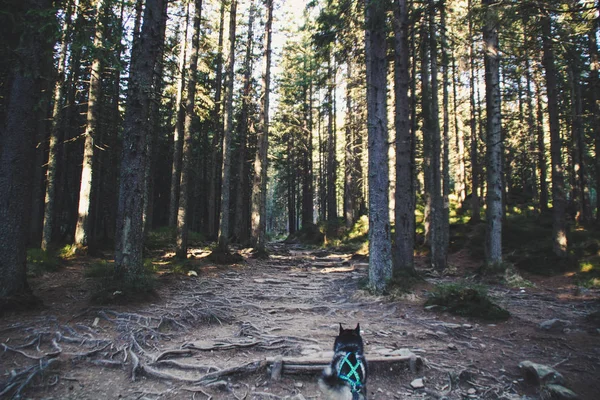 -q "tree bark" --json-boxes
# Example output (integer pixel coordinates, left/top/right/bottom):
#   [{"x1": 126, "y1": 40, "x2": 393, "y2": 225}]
[
  {"x1": 483, "y1": 0, "x2": 503, "y2": 265},
  {"x1": 234, "y1": 0, "x2": 255, "y2": 243},
  {"x1": 115, "y1": 0, "x2": 166, "y2": 276},
  {"x1": 168, "y1": 4, "x2": 190, "y2": 228},
  {"x1": 468, "y1": 0, "x2": 481, "y2": 223},
  {"x1": 541, "y1": 13, "x2": 567, "y2": 257},
  {"x1": 0, "y1": 0, "x2": 53, "y2": 300},
  {"x1": 176, "y1": 0, "x2": 202, "y2": 259},
  {"x1": 74, "y1": 0, "x2": 105, "y2": 248},
  {"x1": 218, "y1": 0, "x2": 237, "y2": 250},
  {"x1": 251, "y1": 0, "x2": 273, "y2": 252},
  {"x1": 365, "y1": 0, "x2": 392, "y2": 291},
  {"x1": 392, "y1": 0, "x2": 415, "y2": 275}
]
